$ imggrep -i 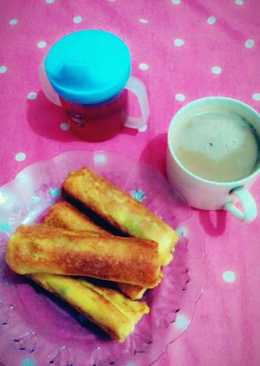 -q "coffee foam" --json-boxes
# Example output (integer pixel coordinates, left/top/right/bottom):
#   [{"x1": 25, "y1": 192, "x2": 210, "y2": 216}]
[{"x1": 177, "y1": 112, "x2": 257, "y2": 161}]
